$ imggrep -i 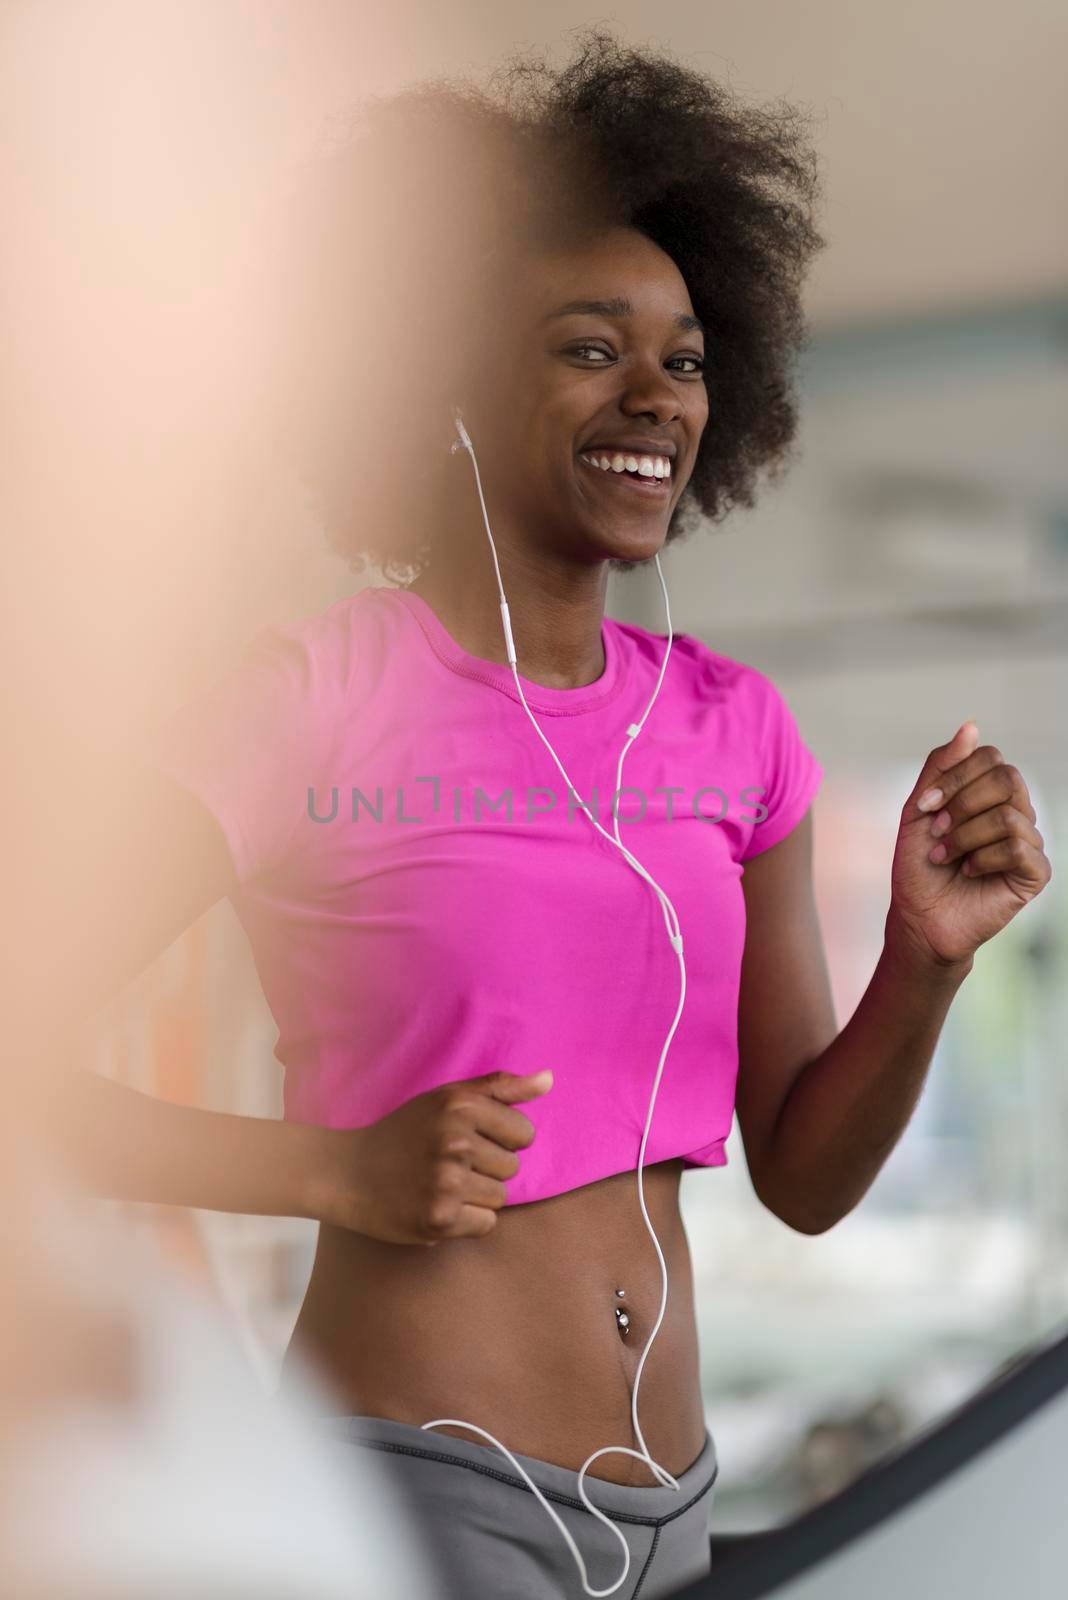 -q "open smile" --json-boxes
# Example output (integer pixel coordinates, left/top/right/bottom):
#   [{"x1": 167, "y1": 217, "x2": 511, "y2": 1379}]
[{"x1": 576, "y1": 454, "x2": 672, "y2": 499}]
